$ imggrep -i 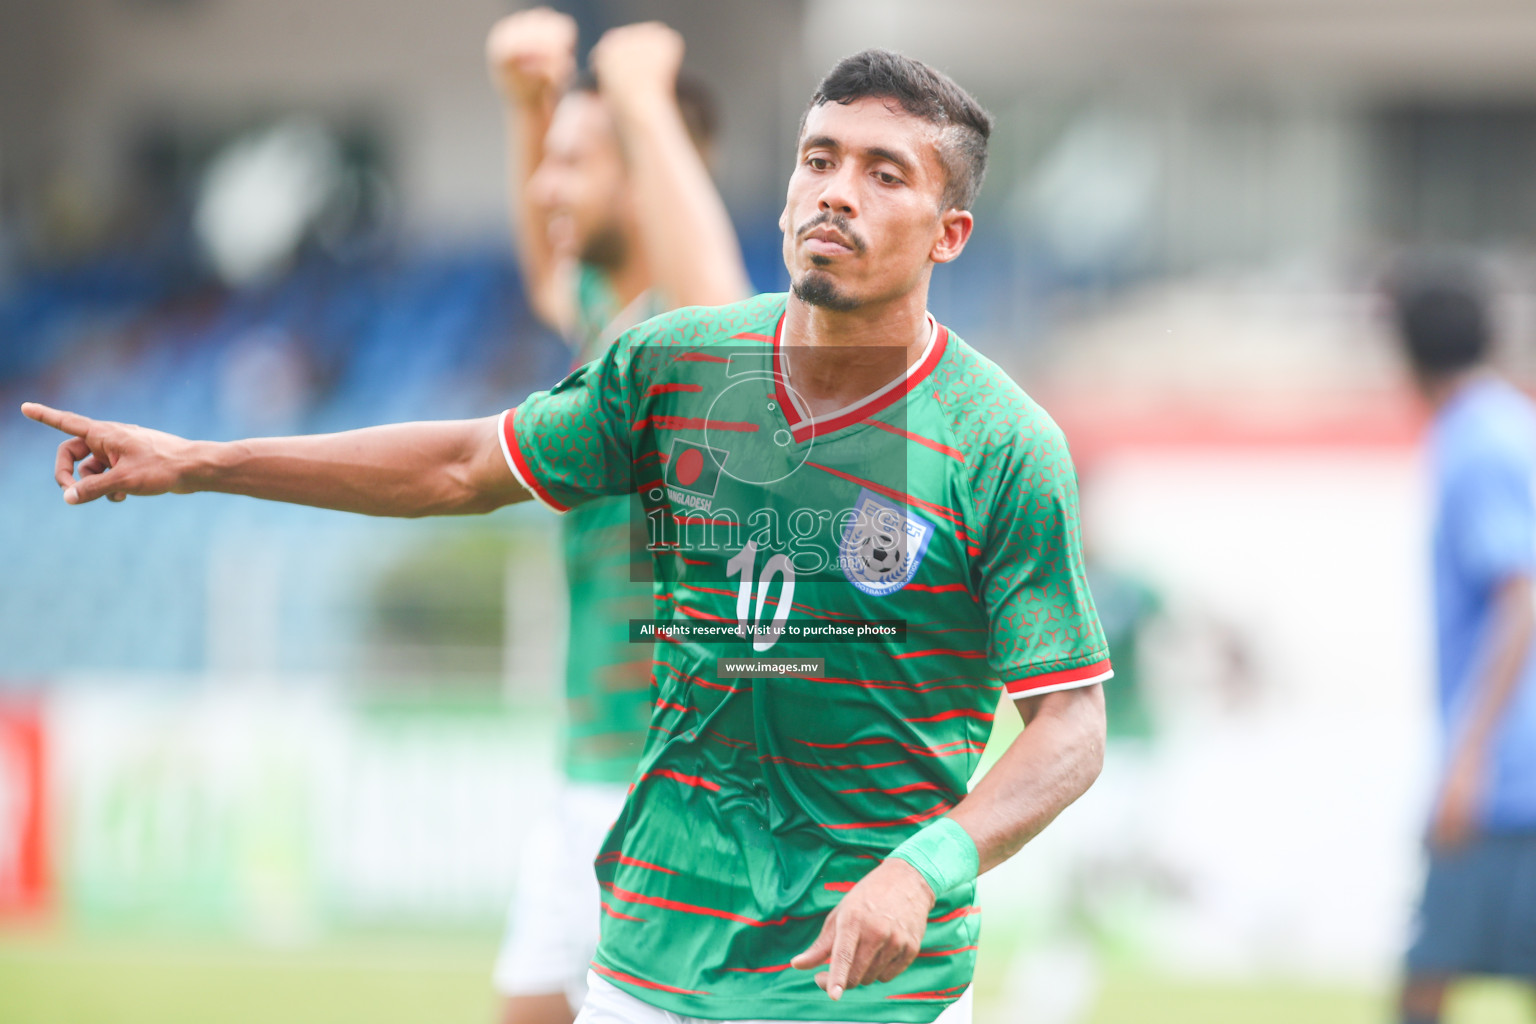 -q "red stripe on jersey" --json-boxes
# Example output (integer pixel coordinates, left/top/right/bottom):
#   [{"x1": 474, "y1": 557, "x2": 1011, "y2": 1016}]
[
  {"x1": 654, "y1": 660, "x2": 743, "y2": 693},
  {"x1": 723, "y1": 963, "x2": 795, "y2": 973},
  {"x1": 819, "y1": 800, "x2": 953, "y2": 830},
  {"x1": 672, "y1": 601, "x2": 735, "y2": 624},
  {"x1": 928, "y1": 906, "x2": 981, "y2": 923},
  {"x1": 687, "y1": 674, "x2": 743, "y2": 694},
  {"x1": 601, "y1": 882, "x2": 808, "y2": 927},
  {"x1": 886, "y1": 985, "x2": 971, "y2": 1000},
  {"x1": 759, "y1": 755, "x2": 910, "y2": 772},
  {"x1": 902, "y1": 583, "x2": 971, "y2": 595},
  {"x1": 793, "y1": 737, "x2": 983, "y2": 757},
  {"x1": 916, "y1": 946, "x2": 979, "y2": 958},
  {"x1": 800, "y1": 673, "x2": 993, "y2": 694},
  {"x1": 891, "y1": 648, "x2": 987, "y2": 660},
  {"x1": 863, "y1": 417, "x2": 965, "y2": 461},
  {"x1": 590, "y1": 962, "x2": 709, "y2": 995},
  {"x1": 646, "y1": 383, "x2": 704, "y2": 397},
  {"x1": 823, "y1": 881, "x2": 856, "y2": 892},
  {"x1": 681, "y1": 583, "x2": 736, "y2": 598},
  {"x1": 1004, "y1": 658, "x2": 1113, "y2": 696},
  {"x1": 502, "y1": 409, "x2": 572, "y2": 512},
  {"x1": 633, "y1": 416, "x2": 760, "y2": 433},
  {"x1": 674, "y1": 352, "x2": 730, "y2": 364},
  {"x1": 642, "y1": 768, "x2": 721, "y2": 792},
  {"x1": 705, "y1": 728, "x2": 757, "y2": 750},
  {"x1": 600, "y1": 902, "x2": 646, "y2": 922},
  {"x1": 803, "y1": 461, "x2": 964, "y2": 526},
  {"x1": 902, "y1": 708, "x2": 996, "y2": 724},
  {"x1": 633, "y1": 451, "x2": 663, "y2": 465},
  {"x1": 655, "y1": 699, "x2": 694, "y2": 714},
  {"x1": 755, "y1": 595, "x2": 857, "y2": 621},
  {"x1": 730, "y1": 332, "x2": 774, "y2": 342},
  {"x1": 681, "y1": 557, "x2": 711, "y2": 567},
  {"x1": 837, "y1": 782, "x2": 948, "y2": 795},
  {"x1": 595, "y1": 852, "x2": 679, "y2": 875}
]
